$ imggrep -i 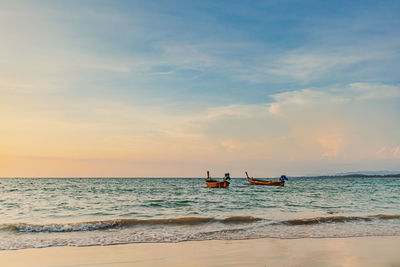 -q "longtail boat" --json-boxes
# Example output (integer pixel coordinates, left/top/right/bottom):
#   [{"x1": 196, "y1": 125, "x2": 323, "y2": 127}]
[
  {"x1": 246, "y1": 172, "x2": 287, "y2": 186},
  {"x1": 205, "y1": 171, "x2": 230, "y2": 188}
]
